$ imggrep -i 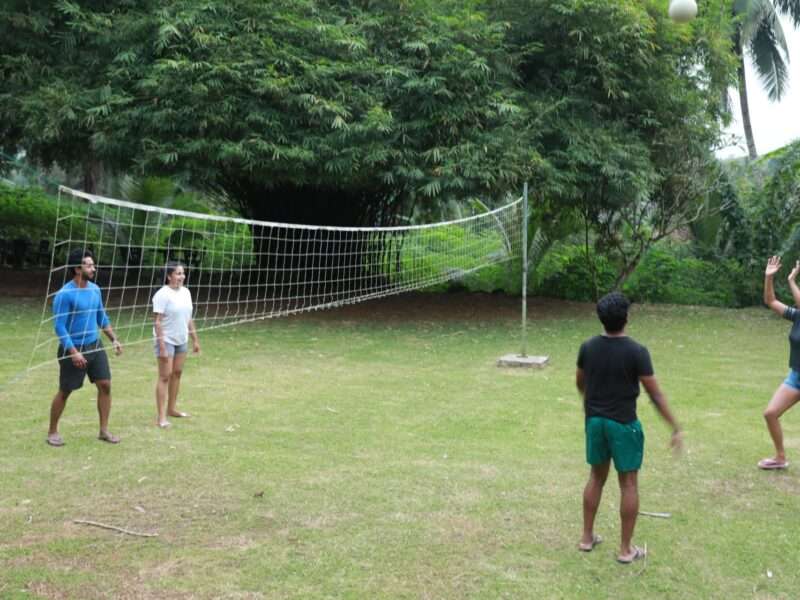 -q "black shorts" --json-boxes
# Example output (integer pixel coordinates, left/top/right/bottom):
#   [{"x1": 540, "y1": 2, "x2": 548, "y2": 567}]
[{"x1": 57, "y1": 341, "x2": 111, "y2": 392}]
